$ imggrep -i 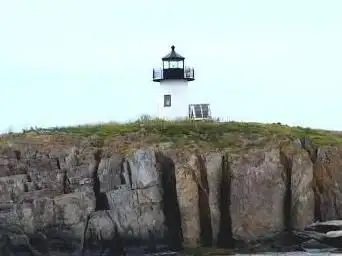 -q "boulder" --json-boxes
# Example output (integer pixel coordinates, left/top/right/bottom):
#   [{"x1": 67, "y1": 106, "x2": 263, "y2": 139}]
[
  {"x1": 64, "y1": 147, "x2": 96, "y2": 193},
  {"x1": 27, "y1": 157, "x2": 64, "y2": 193},
  {"x1": 205, "y1": 152, "x2": 223, "y2": 246},
  {"x1": 54, "y1": 191, "x2": 95, "y2": 238},
  {"x1": 17, "y1": 196, "x2": 55, "y2": 233},
  {"x1": 102, "y1": 149, "x2": 166, "y2": 244},
  {"x1": 313, "y1": 147, "x2": 342, "y2": 220},
  {"x1": 173, "y1": 153, "x2": 201, "y2": 247},
  {"x1": 0, "y1": 175, "x2": 28, "y2": 203},
  {"x1": 97, "y1": 154, "x2": 122, "y2": 192},
  {"x1": 126, "y1": 149, "x2": 160, "y2": 189},
  {"x1": 83, "y1": 210, "x2": 124, "y2": 255},
  {"x1": 230, "y1": 148, "x2": 286, "y2": 241},
  {"x1": 281, "y1": 143, "x2": 315, "y2": 229}
]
